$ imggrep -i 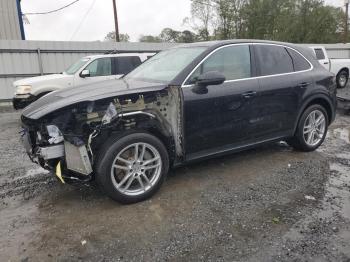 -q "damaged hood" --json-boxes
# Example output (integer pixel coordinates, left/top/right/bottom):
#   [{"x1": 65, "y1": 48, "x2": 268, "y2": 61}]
[{"x1": 22, "y1": 78, "x2": 168, "y2": 120}]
